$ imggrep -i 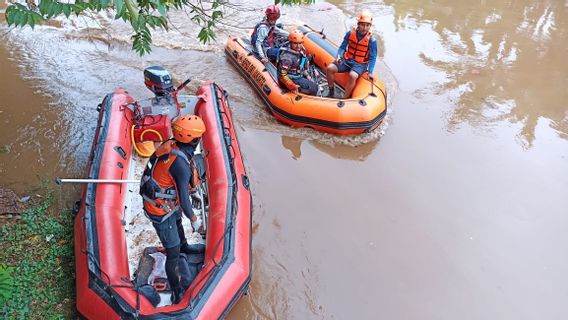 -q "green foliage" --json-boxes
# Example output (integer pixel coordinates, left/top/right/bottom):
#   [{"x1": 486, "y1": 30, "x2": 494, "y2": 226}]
[
  {"x1": 0, "y1": 193, "x2": 75, "y2": 319},
  {"x1": 132, "y1": 23, "x2": 153, "y2": 55},
  {"x1": 4, "y1": 0, "x2": 315, "y2": 55},
  {"x1": 4, "y1": 4, "x2": 43, "y2": 29},
  {"x1": 0, "y1": 265, "x2": 14, "y2": 306}
]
